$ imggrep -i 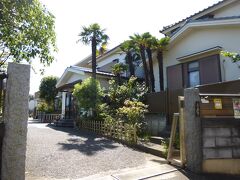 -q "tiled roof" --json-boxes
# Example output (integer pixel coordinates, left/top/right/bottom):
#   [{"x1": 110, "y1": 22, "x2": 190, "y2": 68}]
[
  {"x1": 160, "y1": 0, "x2": 227, "y2": 32},
  {"x1": 170, "y1": 16, "x2": 240, "y2": 37},
  {"x1": 70, "y1": 66, "x2": 115, "y2": 77}
]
